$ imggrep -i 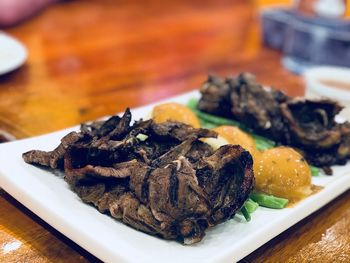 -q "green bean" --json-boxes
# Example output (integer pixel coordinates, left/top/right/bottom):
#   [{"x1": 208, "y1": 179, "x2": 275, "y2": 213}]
[
  {"x1": 244, "y1": 198, "x2": 259, "y2": 213},
  {"x1": 187, "y1": 98, "x2": 199, "y2": 110},
  {"x1": 197, "y1": 115, "x2": 218, "y2": 129},
  {"x1": 187, "y1": 98, "x2": 241, "y2": 126},
  {"x1": 253, "y1": 134, "x2": 276, "y2": 151},
  {"x1": 310, "y1": 165, "x2": 320, "y2": 176},
  {"x1": 240, "y1": 205, "x2": 251, "y2": 222},
  {"x1": 193, "y1": 108, "x2": 243, "y2": 128},
  {"x1": 250, "y1": 192, "x2": 288, "y2": 209}
]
